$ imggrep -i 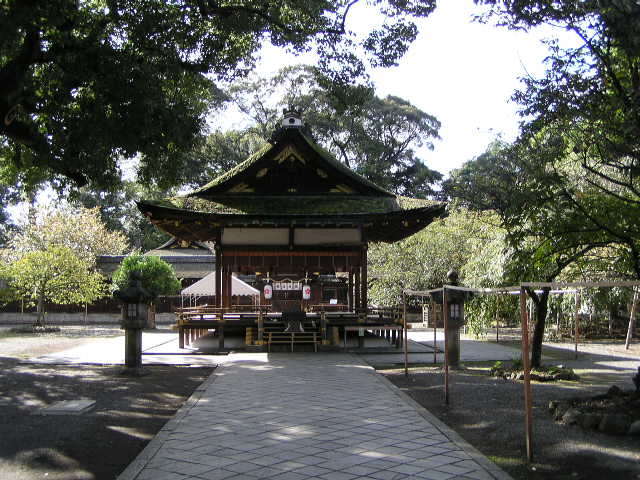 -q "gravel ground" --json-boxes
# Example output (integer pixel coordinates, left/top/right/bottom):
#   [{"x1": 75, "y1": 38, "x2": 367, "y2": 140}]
[
  {"x1": 0, "y1": 326, "x2": 214, "y2": 480},
  {"x1": 383, "y1": 342, "x2": 640, "y2": 480},
  {"x1": 0, "y1": 326, "x2": 123, "y2": 358}
]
